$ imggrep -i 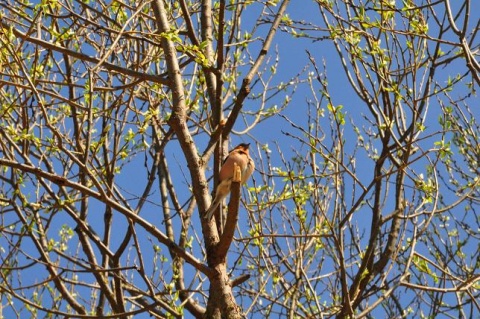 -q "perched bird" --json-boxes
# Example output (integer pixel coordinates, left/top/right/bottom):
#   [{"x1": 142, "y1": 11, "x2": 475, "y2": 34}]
[{"x1": 204, "y1": 143, "x2": 254, "y2": 220}]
